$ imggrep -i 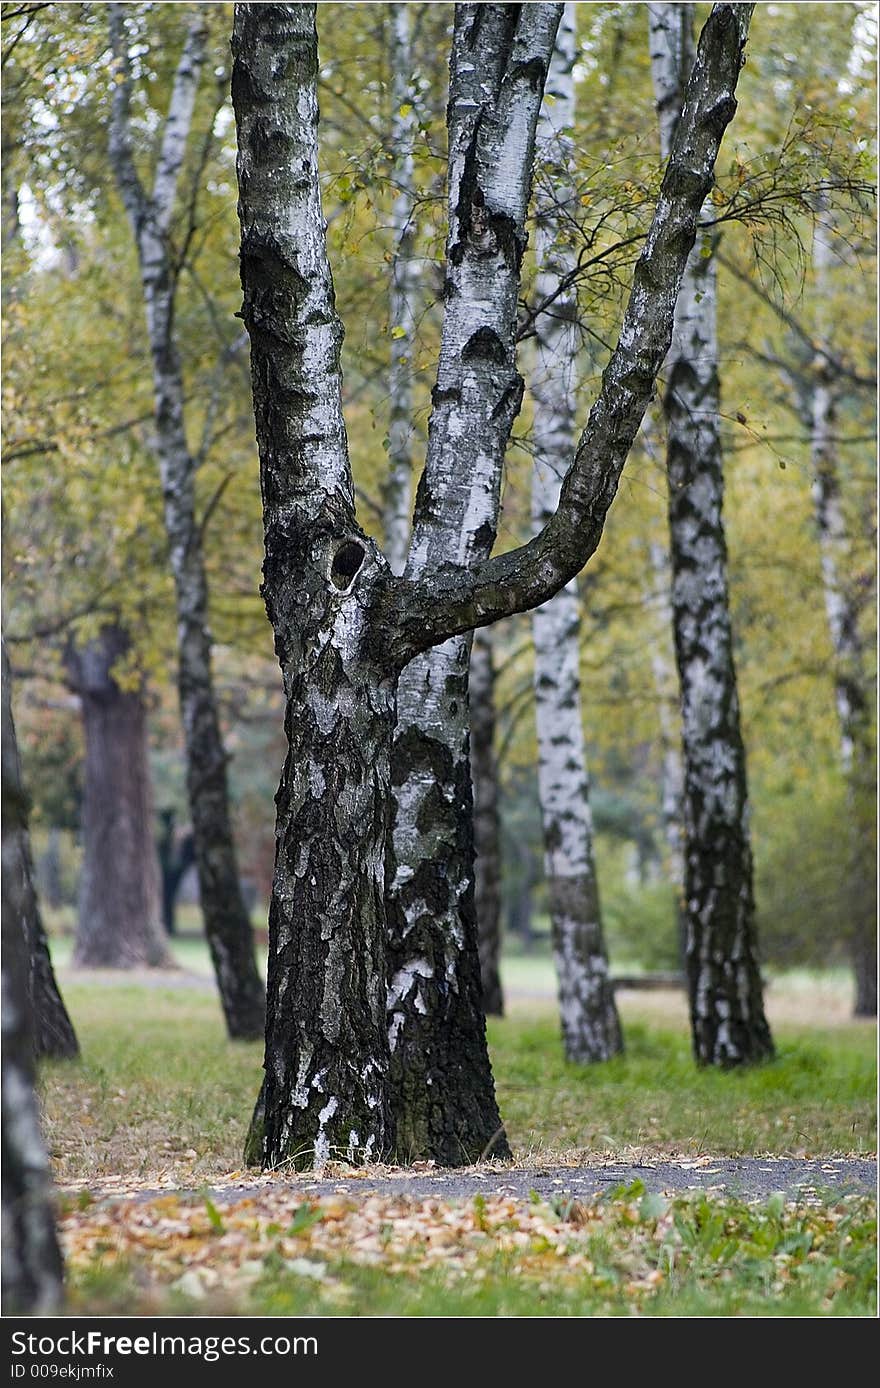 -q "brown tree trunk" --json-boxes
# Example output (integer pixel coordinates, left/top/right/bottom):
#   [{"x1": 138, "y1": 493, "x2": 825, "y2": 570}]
[{"x1": 66, "y1": 626, "x2": 170, "y2": 970}]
